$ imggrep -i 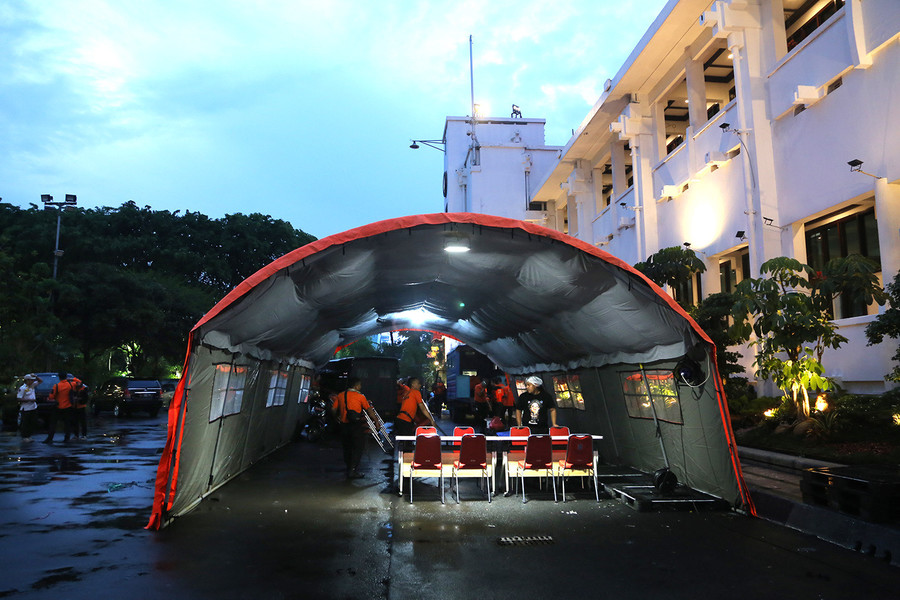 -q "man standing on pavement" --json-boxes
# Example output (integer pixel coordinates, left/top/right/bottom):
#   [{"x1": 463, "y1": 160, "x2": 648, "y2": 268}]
[
  {"x1": 515, "y1": 376, "x2": 559, "y2": 434},
  {"x1": 17, "y1": 373, "x2": 42, "y2": 442},
  {"x1": 332, "y1": 376, "x2": 377, "y2": 479},
  {"x1": 44, "y1": 371, "x2": 83, "y2": 443}
]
